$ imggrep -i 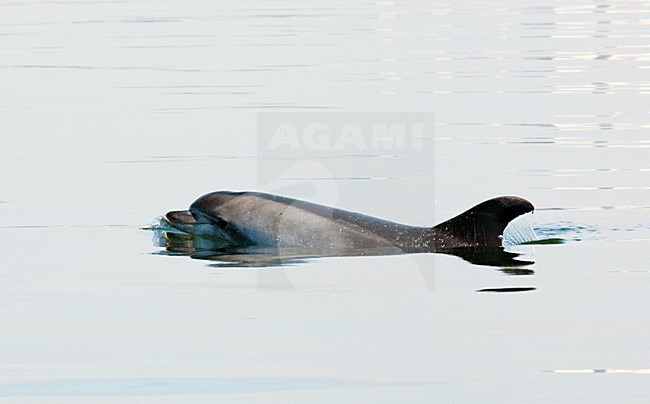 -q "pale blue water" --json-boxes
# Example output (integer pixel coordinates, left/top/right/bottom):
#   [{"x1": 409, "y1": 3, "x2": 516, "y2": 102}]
[{"x1": 1, "y1": 0, "x2": 650, "y2": 402}]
